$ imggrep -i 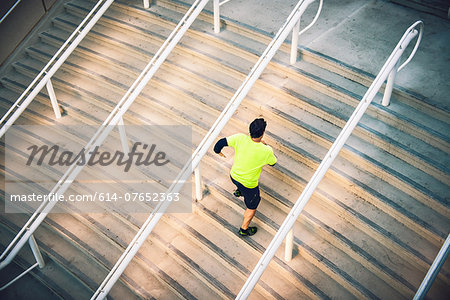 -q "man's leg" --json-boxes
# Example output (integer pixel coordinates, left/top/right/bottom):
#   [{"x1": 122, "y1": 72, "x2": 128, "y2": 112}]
[
  {"x1": 230, "y1": 176, "x2": 242, "y2": 197},
  {"x1": 241, "y1": 208, "x2": 256, "y2": 230}
]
